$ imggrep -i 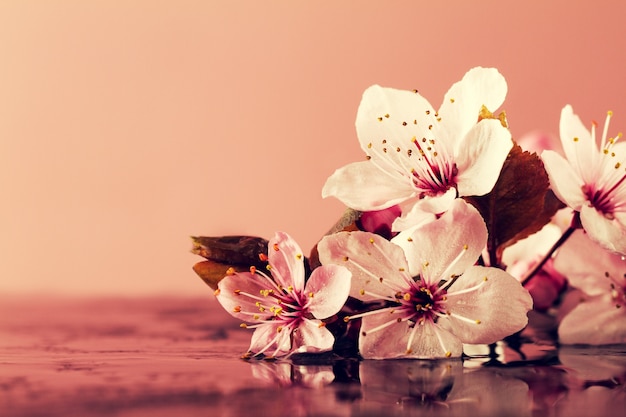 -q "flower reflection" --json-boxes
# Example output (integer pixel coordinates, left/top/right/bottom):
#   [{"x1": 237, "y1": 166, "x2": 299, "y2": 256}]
[
  {"x1": 555, "y1": 347, "x2": 626, "y2": 416},
  {"x1": 250, "y1": 361, "x2": 335, "y2": 388},
  {"x1": 359, "y1": 359, "x2": 531, "y2": 417}
]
